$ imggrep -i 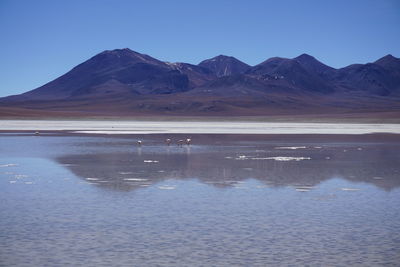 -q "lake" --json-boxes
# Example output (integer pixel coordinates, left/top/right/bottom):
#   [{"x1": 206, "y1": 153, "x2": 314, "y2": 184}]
[{"x1": 1, "y1": 133, "x2": 400, "y2": 266}]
